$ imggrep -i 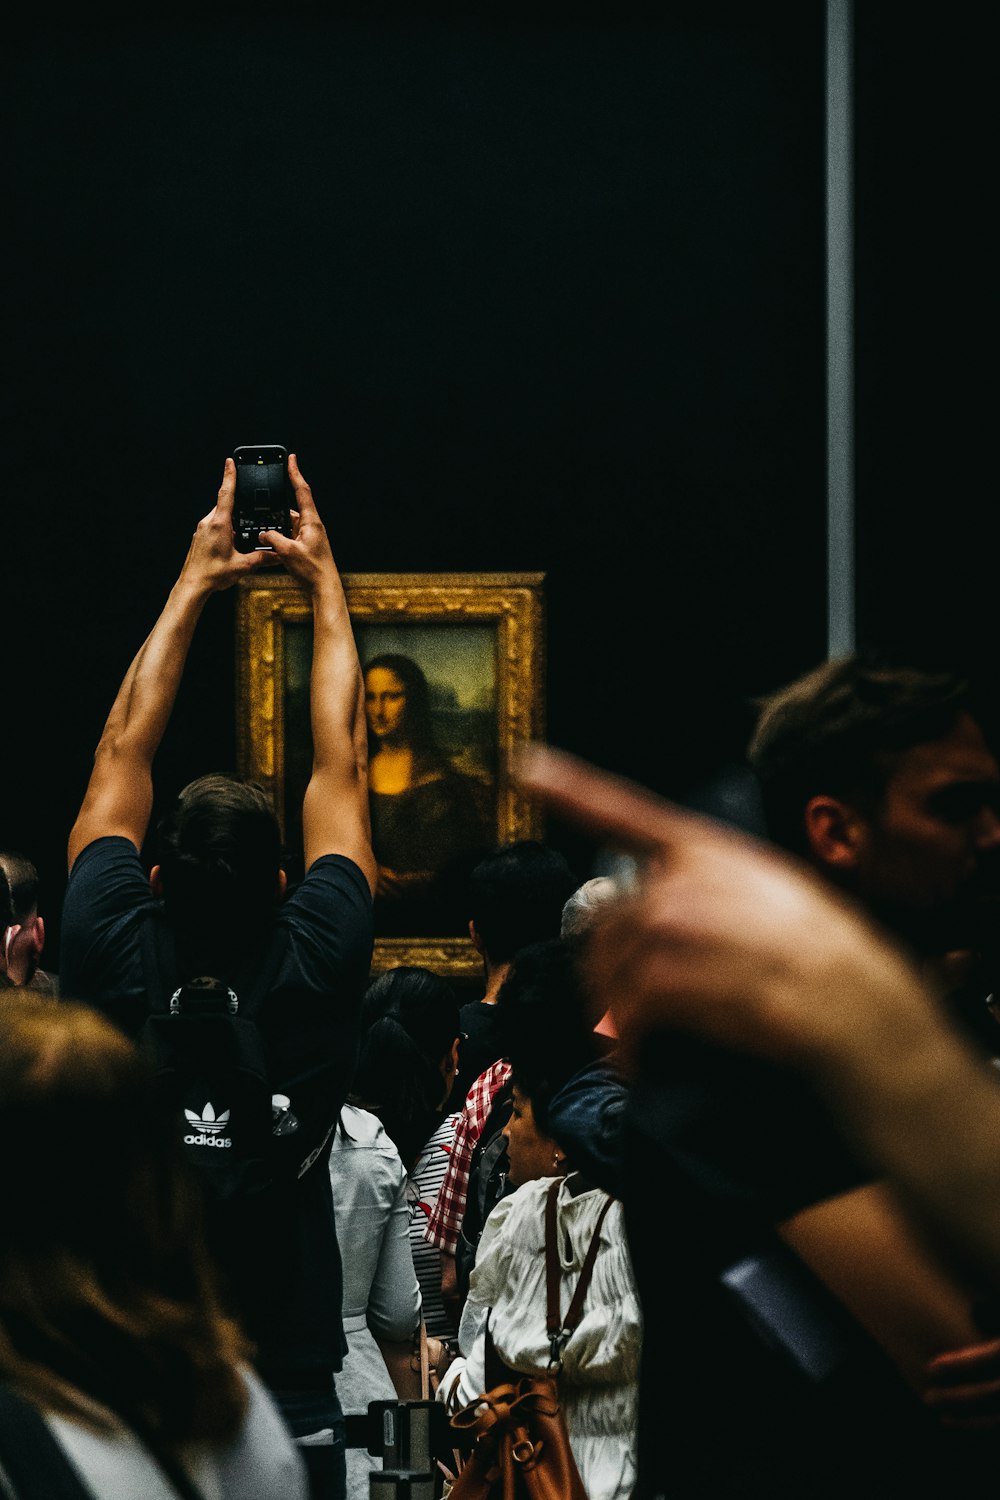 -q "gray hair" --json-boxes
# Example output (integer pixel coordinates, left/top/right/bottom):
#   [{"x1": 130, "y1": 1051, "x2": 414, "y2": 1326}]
[{"x1": 560, "y1": 876, "x2": 620, "y2": 943}]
